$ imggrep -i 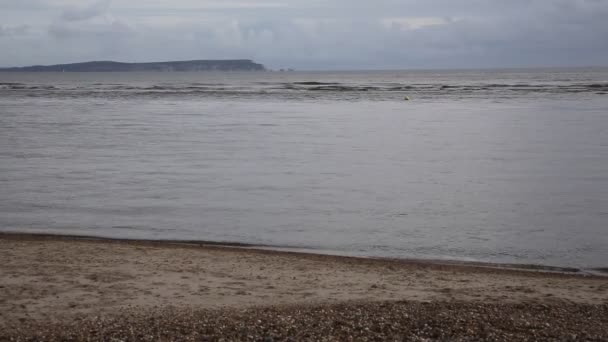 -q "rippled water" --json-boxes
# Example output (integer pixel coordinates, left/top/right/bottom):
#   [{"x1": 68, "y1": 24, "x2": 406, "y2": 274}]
[
  {"x1": 1, "y1": 68, "x2": 607, "y2": 268},
  {"x1": 2, "y1": 68, "x2": 607, "y2": 101}
]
